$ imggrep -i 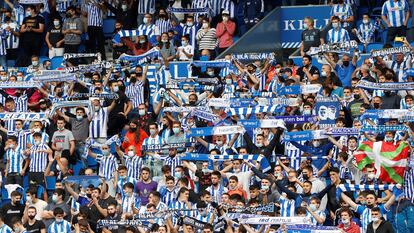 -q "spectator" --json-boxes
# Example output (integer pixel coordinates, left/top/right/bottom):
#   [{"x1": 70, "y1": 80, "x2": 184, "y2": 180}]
[
  {"x1": 330, "y1": 0, "x2": 354, "y2": 29},
  {"x1": 1, "y1": 10, "x2": 20, "y2": 62},
  {"x1": 45, "y1": 17, "x2": 64, "y2": 59},
  {"x1": 301, "y1": 16, "x2": 324, "y2": 56},
  {"x1": 366, "y1": 207, "x2": 395, "y2": 233},
  {"x1": 23, "y1": 206, "x2": 46, "y2": 232},
  {"x1": 182, "y1": 15, "x2": 198, "y2": 49},
  {"x1": 137, "y1": 14, "x2": 160, "y2": 45},
  {"x1": 243, "y1": 0, "x2": 262, "y2": 30},
  {"x1": 83, "y1": 0, "x2": 106, "y2": 60},
  {"x1": 1, "y1": 191, "x2": 25, "y2": 227},
  {"x1": 216, "y1": 10, "x2": 236, "y2": 54},
  {"x1": 62, "y1": 6, "x2": 83, "y2": 54},
  {"x1": 176, "y1": 35, "x2": 194, "y2": 61},
  {"x1": 381, "y1": 0, "x2": 410, "y2": 43},
  {"x1": 158, "y1": 32, "x2": 176, "y2": 62},
  {"x1": 327, "y1": 16, "x2": 350, "y2": 44},
  {"x1": 196, "y1": 19, "x2": 218, "y2": 59}
]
